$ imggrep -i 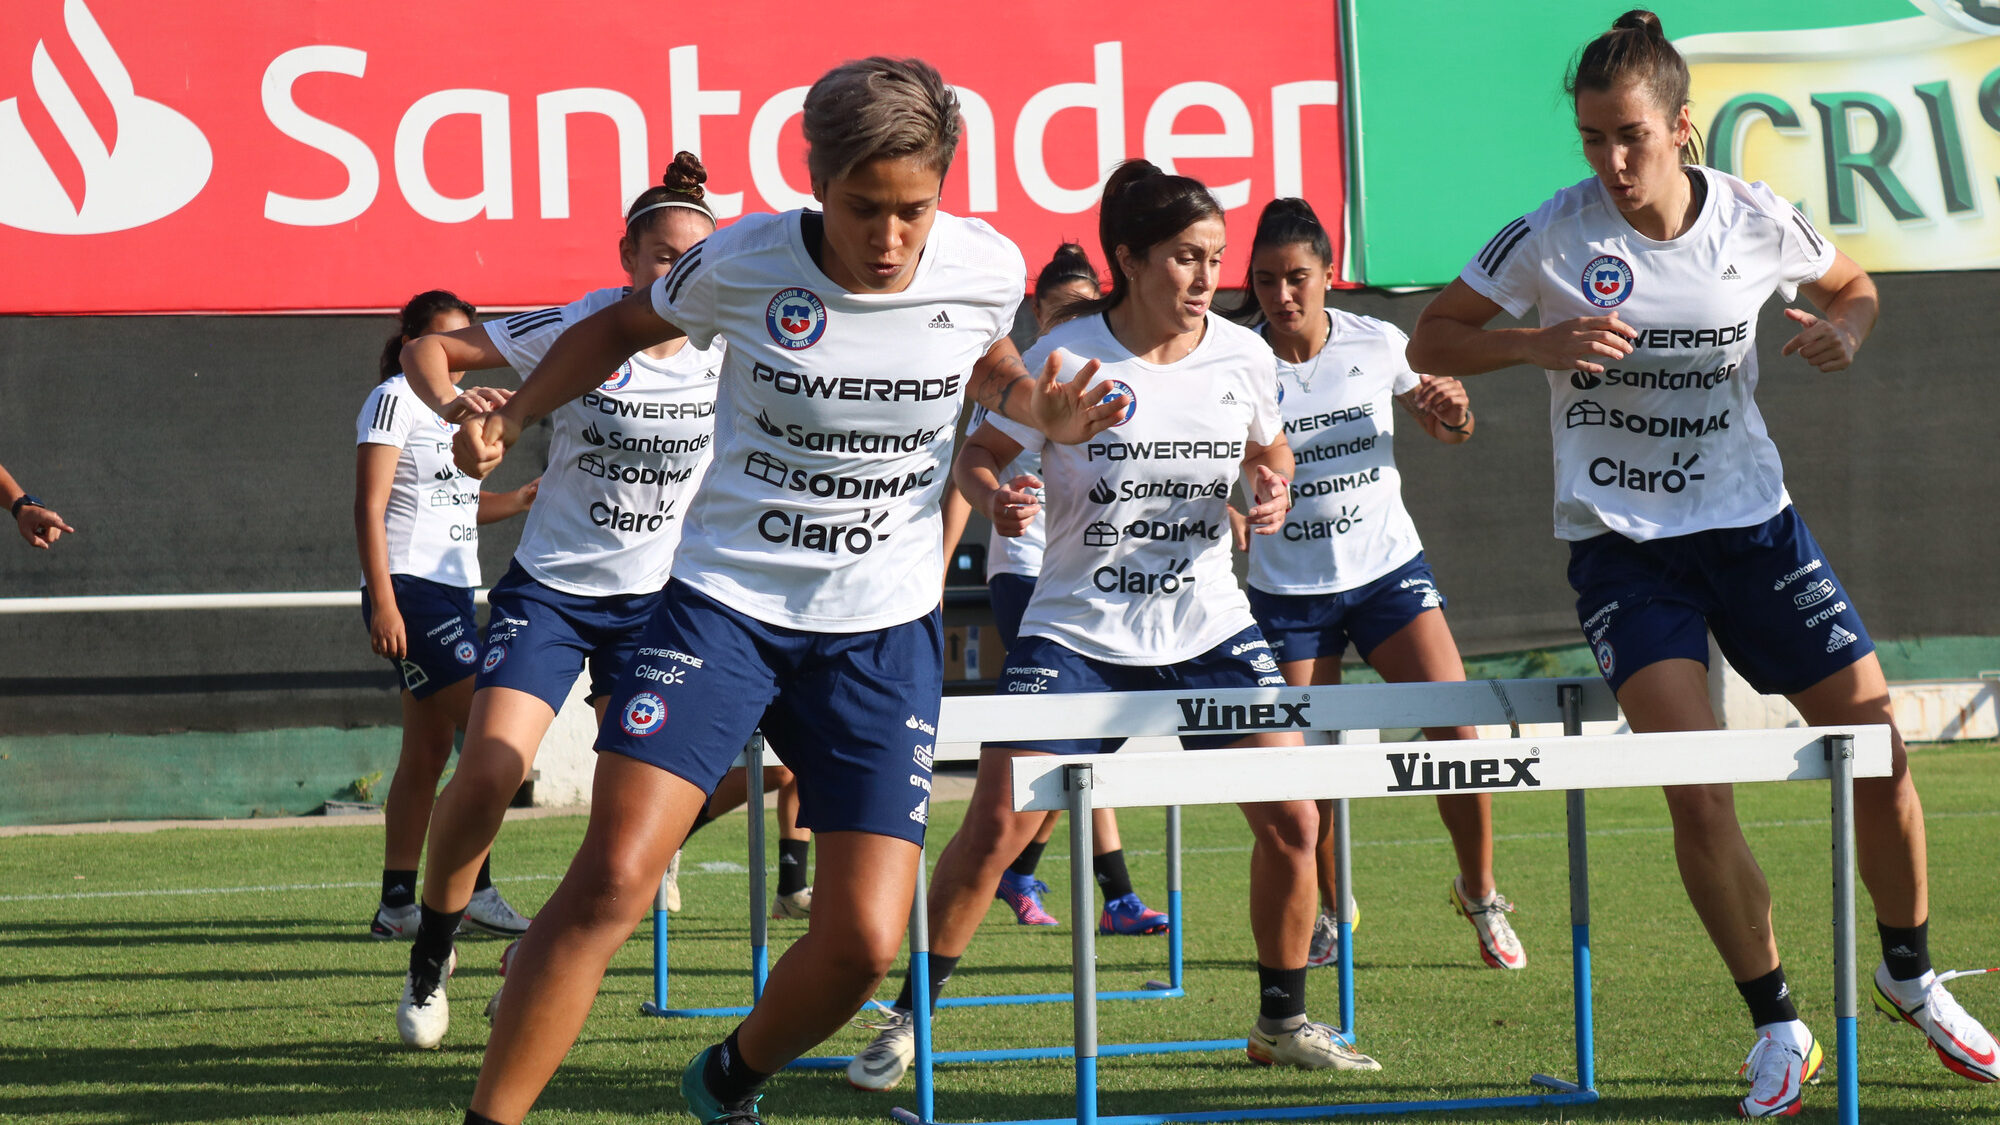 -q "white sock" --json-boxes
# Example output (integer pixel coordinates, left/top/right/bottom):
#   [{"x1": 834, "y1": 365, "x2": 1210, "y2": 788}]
[{"x1": 1755, "y1": 1018, "x2": 1813, "y2": 1053}]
